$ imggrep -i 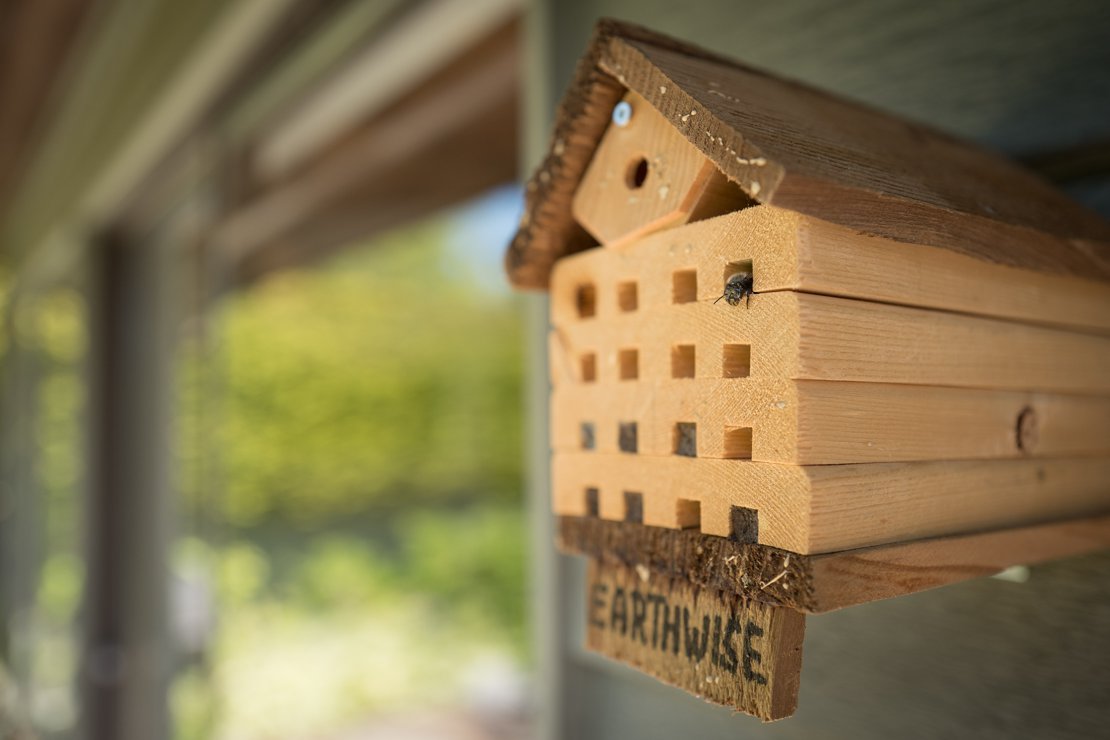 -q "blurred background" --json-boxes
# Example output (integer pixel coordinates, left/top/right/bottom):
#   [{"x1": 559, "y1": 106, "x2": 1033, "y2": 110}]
[{"x1": 2, "y1": 2, "x2": 1110, "y2": 739}]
